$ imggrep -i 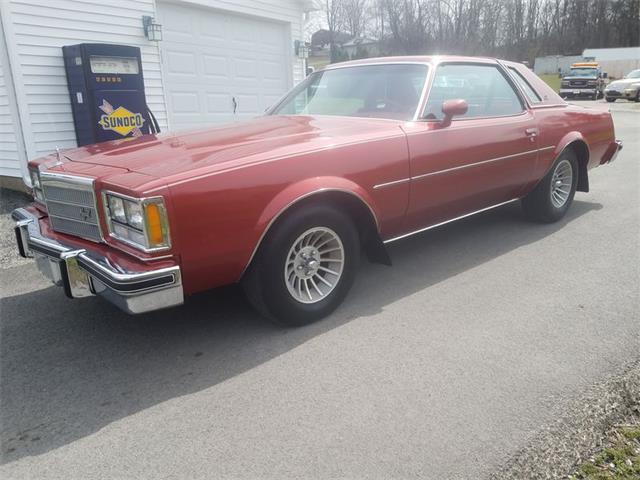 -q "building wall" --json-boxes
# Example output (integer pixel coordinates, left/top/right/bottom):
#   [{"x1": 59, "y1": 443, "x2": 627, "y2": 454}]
[
  {"x1": 0, "y1": 0, "x2": 305, "y2": 182},
  {"x1": 0, "y1": 17, "x2": 24, "y2": 179},
  {"x1": 533, "y1": 55, "x2": 583, "y2": 75}
]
